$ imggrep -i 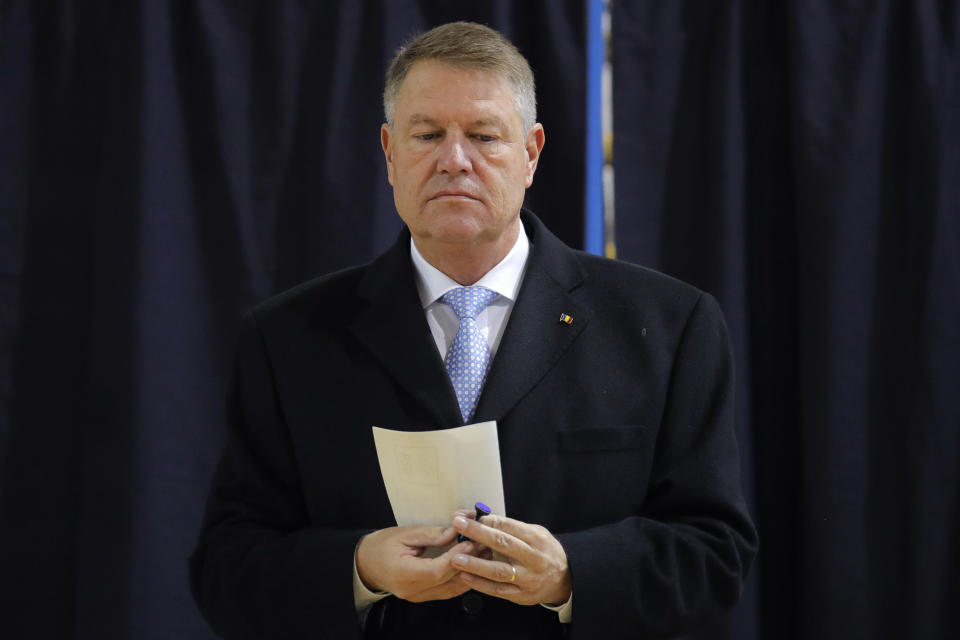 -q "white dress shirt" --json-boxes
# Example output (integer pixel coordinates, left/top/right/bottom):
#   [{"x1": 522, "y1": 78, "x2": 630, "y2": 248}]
[
  {"x1": 352, "y1": 223, "x2": 572, "y2": 624},
  {"x1": 412, "y1": 223, "x2": 529, "y2": 361}
]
